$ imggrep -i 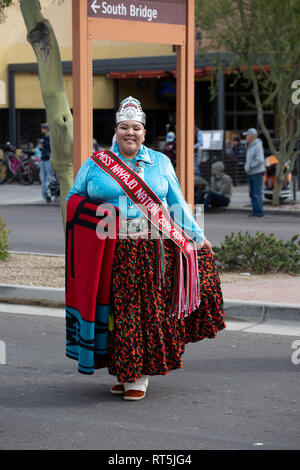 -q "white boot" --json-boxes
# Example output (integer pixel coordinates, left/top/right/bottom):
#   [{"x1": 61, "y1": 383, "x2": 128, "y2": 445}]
[
  {"x1": 110, "y1": 376, "x2": 125, "y2": 395},
  {"x1": 124, "y1": 375, "x2": 149, "y2": 392},
  {"x1": 123, "y1": 375, "x2": 149, "y2": 401}
]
